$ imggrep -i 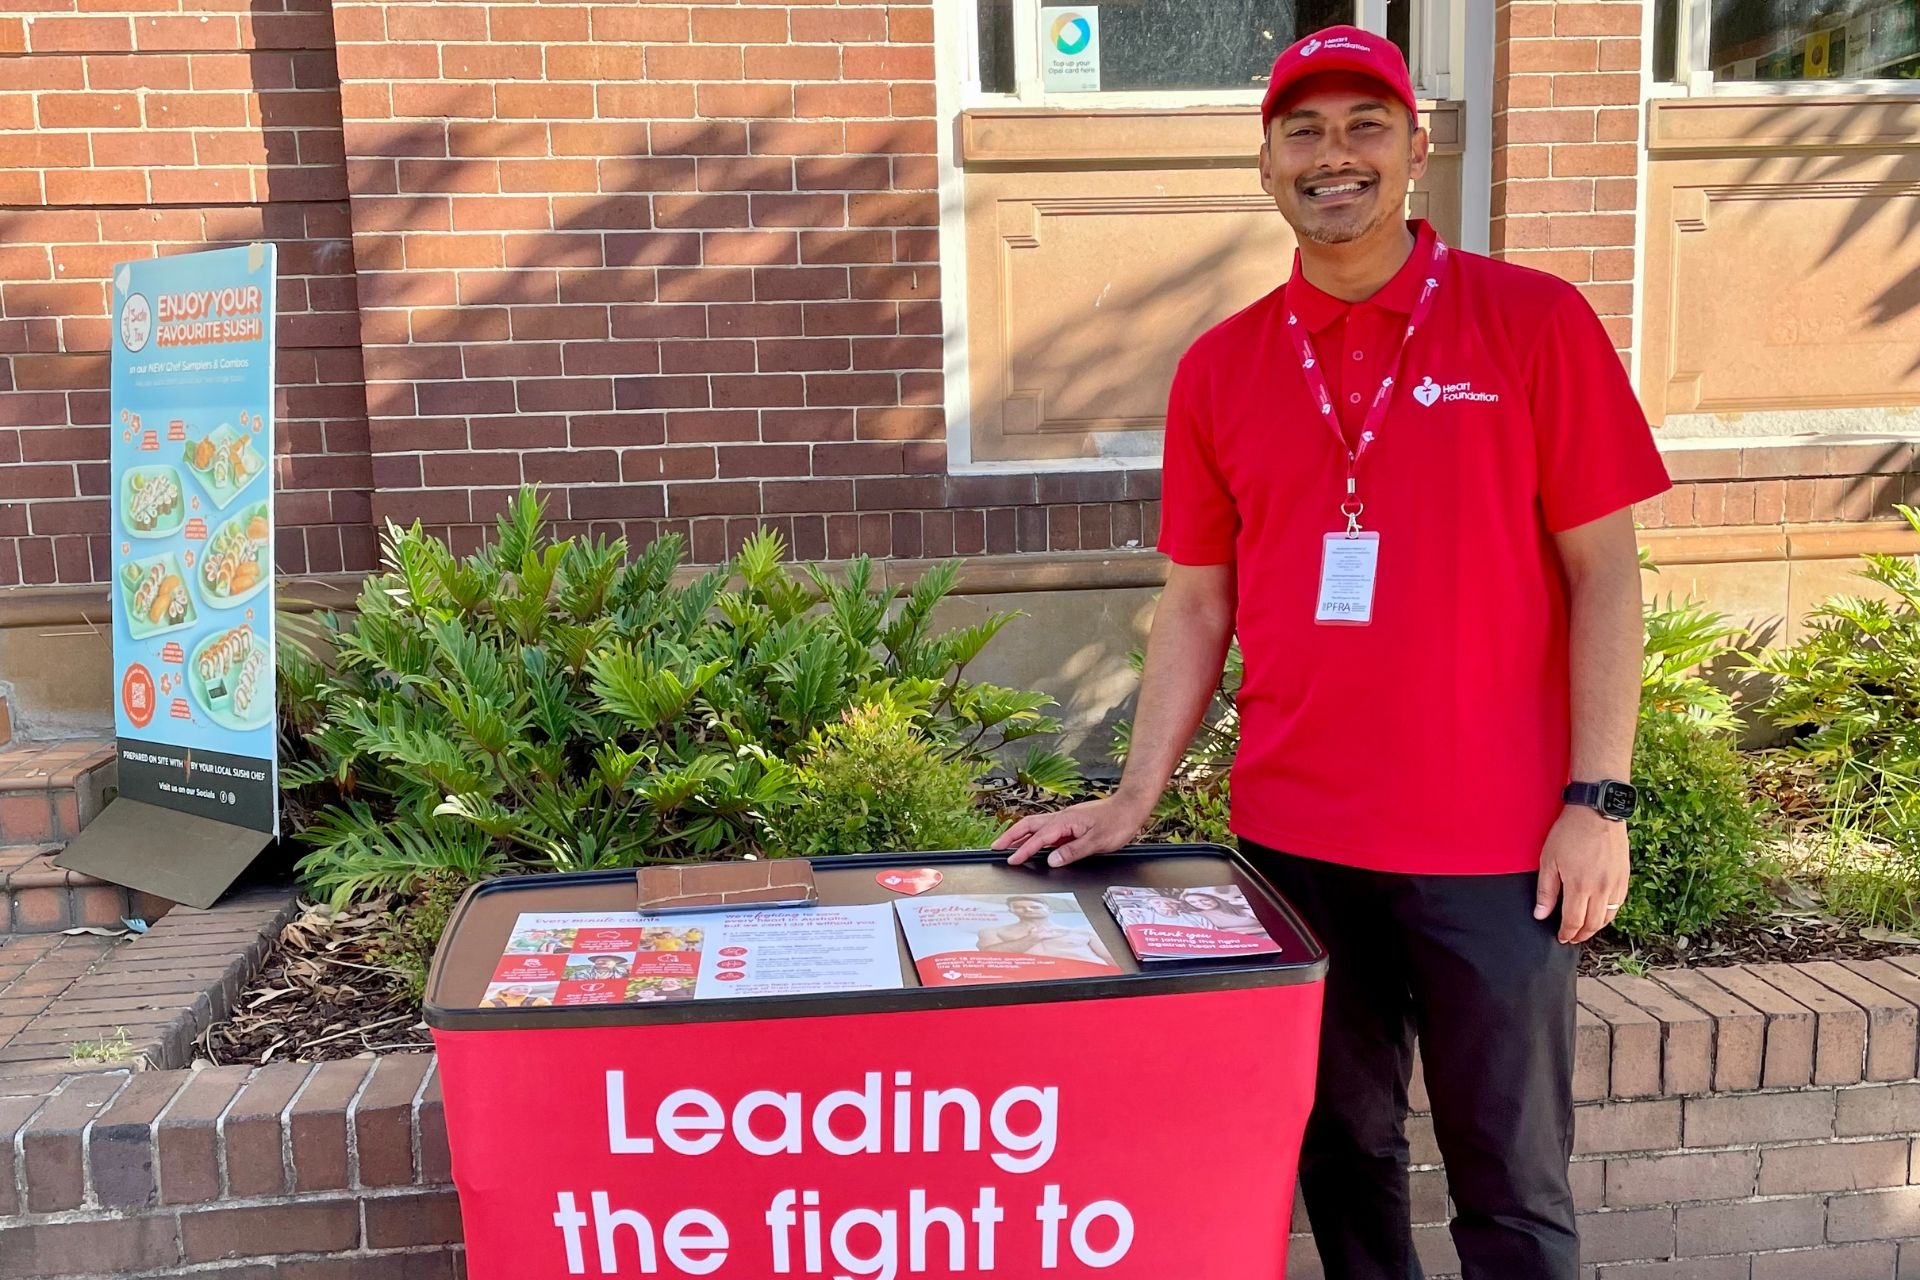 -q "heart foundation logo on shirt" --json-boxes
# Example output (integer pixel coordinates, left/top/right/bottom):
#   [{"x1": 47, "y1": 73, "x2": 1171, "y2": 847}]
[{"x1": 1413, "y1": 375, "x2": 1501, "y2": 408}]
